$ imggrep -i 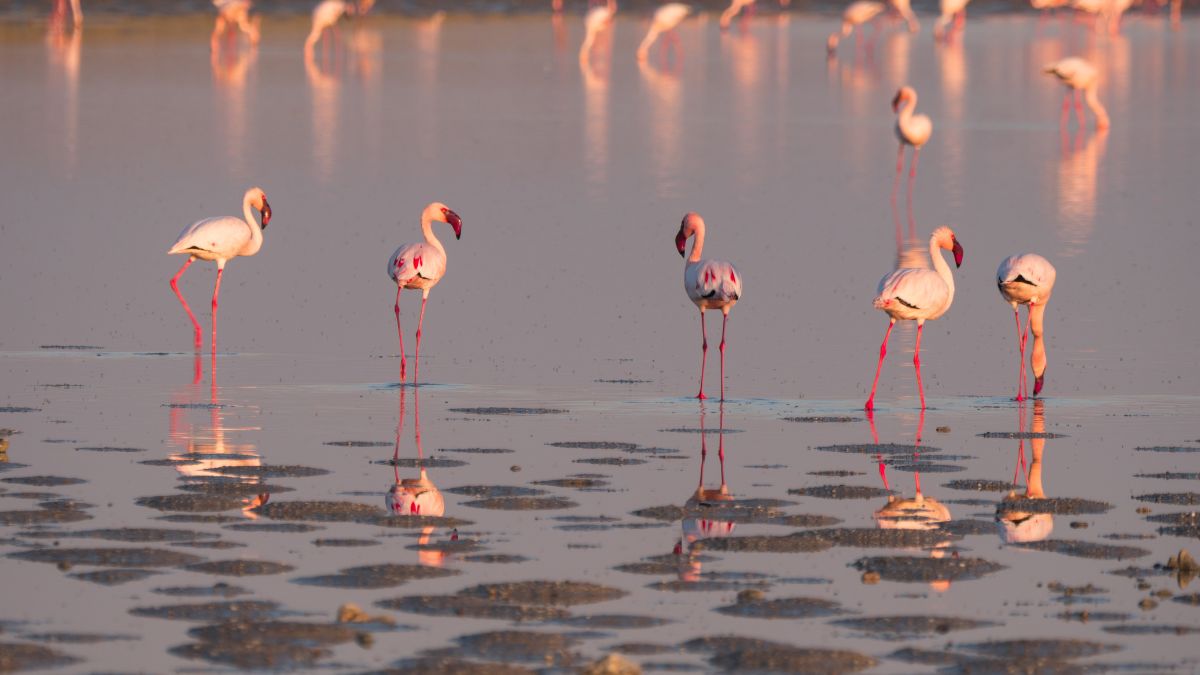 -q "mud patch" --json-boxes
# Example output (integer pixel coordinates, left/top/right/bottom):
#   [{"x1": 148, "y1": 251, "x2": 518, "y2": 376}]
[
  {"x1": 1134, "y1": 492, "x2": 1200, "y2": 506},
  {"x1": 1102, "y1": 624, "x2": 1200, "y2": 635},
  {"x1": 185, "y1": 559, "x2": 295, "y2": 576},
  {"x1": 852, "y1": 556, "x2": 1005, "y2": 582},
  {"x1": 179, "y1": 480, "x2": 294, "y2": 497},
  {"x1": 942, "y1": 479, "x2": 1019, "y2": 492},
  {"x1": 832, "y1": 615, "x2": 998, "y2": 639},
  {"x1": 573, "y1": 457, "x2": 647, "y2": 466},
  {"x1": 0, "y1": 642, "x2": 81, "y2": 670},
  {"x1": 10, "y1": 547, "x2": 202, "y2": 567},
  {"x1": 464, "y1": 554, "x2": 530, "y2": 564},
  {"x1": 137, "y1": 494, "x2": 246, "y2": 513},
  {"x1": 939, "y1": 519, "x2": 998, "y2": 536},
  {"x1": 612, "y1": 643, "x2": 674, "y2": 655},
  {"x1": 447, "y1": 485, "x2": 546, "y2": 498},
  {"x1": 209, "y1": 464, "x2": 330, "y2": 478},
  {"x1": 21, "y1": 632, "x2": 137, "y2": 644},
  {"x1": 69, "y1": 568, "x2": 160, "y2": 585},
  {"x1": 450, "y1": 407, "x2": 567, "y2": 415},
  {"x1": 174, "y1": 539, "x2": 244, "y2": 550},
  {"x1": 313, "y1": 538, "x2": 379, "y2": 547},
  {"x1": 0, "y1": 508, "x2": 91, "y2": 525},
  {"x1": 409, "y1": 539, "x2": 484, "y2": 555},
  {"x1": 75, "y1": 446, "x2": 145, "y2": 453},
  {"x1": 1136, "y1": 472, "x2": 1200, "y2": 480},
  {"x1": 815, "y1": 443, "x2": 938, "y2": 455},
  {"x1": 157, "y1": 513, "x2": 243, "y2": 524},
  {"x1": 658, "y1": 427, "x2": 744, "y2": 434},
  {"x1": 225, "y1": 522, "x2": 322, "y2": 533},
  {"x1": 138, "y1": 458, "x2": 200, "y2": 467},
  {"x1": 153, "y1": 583, "x2": 251, "y2": 598},
  {"x1": 1013, "y1": 540, "x2": 1150, "y2": 560},
  {"x1": 462, "y1": 496, "x2": 577, "y2": 510},
  {"x1": 377, "y1": 595, "x2": 571, "y2": 622},
  {"x1": 172, "y1": 620, "x2": 359, "y2": 669},
  {"x1": 556, "y1": 614, "x2": 670, "y2": 629},
  {"x1": 451, "y1": 630, "x2": 579, "y2": 666},
  {"x1": 323, "y1": 440, "x2": 392, "y2": 447},
  {"x1": 808, "y1": 470, "x2": 865, "y2": 477},
  {"x1": 887, "y1": 462, "x2": 965, "y2": 474},
  {"x1": 130, "y1": 600, "x2": 280, "y2": 622},
  {"x1": 653, "y1": 577, "x2": 765, "y2": 593},
  {"x1": 441, "y1": 447, "x2": 515, "y2": 454},
  {"x1": 694, "y1": 533, "x2": 832, "y2": 554},
  {"x1": 57, "y1": 528, "x2": 220, "y2": 543},
  {"x1": 1136, "y1": 446, "x2": 1200, "y2": 453},
  {"x1": 715, "y1": 596, "x2": 844, "y2": 619},
  {"x1": 548, "y1": 441, "x2": 639, "y2": 450},
  {"x1": 789, "y1": 485, "x2": 891, "y2": 499},
  {"x1": 2, "y1": 475, "x2": 85, "y2": 487},
  {"x1": 458, "y1": 580, "x2": 626, "y2": 606},
  {"x1": 961, "y1": 639, "x2": 1120, "y2": 659},
  {"x1": 683, "y1": 636, "x2": 875, "y2": 673},
  {"x1": 533, "y1": 477, "x2": 610, "y2": 489},
  {"x1": 0, "y1": 407, "x2": 41, "y2": 413},
  {"x1": 252, "y1": 500, "x2": 381, "y2": 522},
  {"x1": 366, "y1": 514, "x2": 472, "y2": 529},
  {"x1": 295, "y1": 563, "x2": 459, "y2": 589},
  {"x1": 996, "y1": 498, "x2": 1113, "y2": 515},
  {"x1": 978, "y1": 431, "x2": 1067, "y2": 439},
  {"x1": 783, "y1": 416, "x2": 862, "y2": 423}
]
